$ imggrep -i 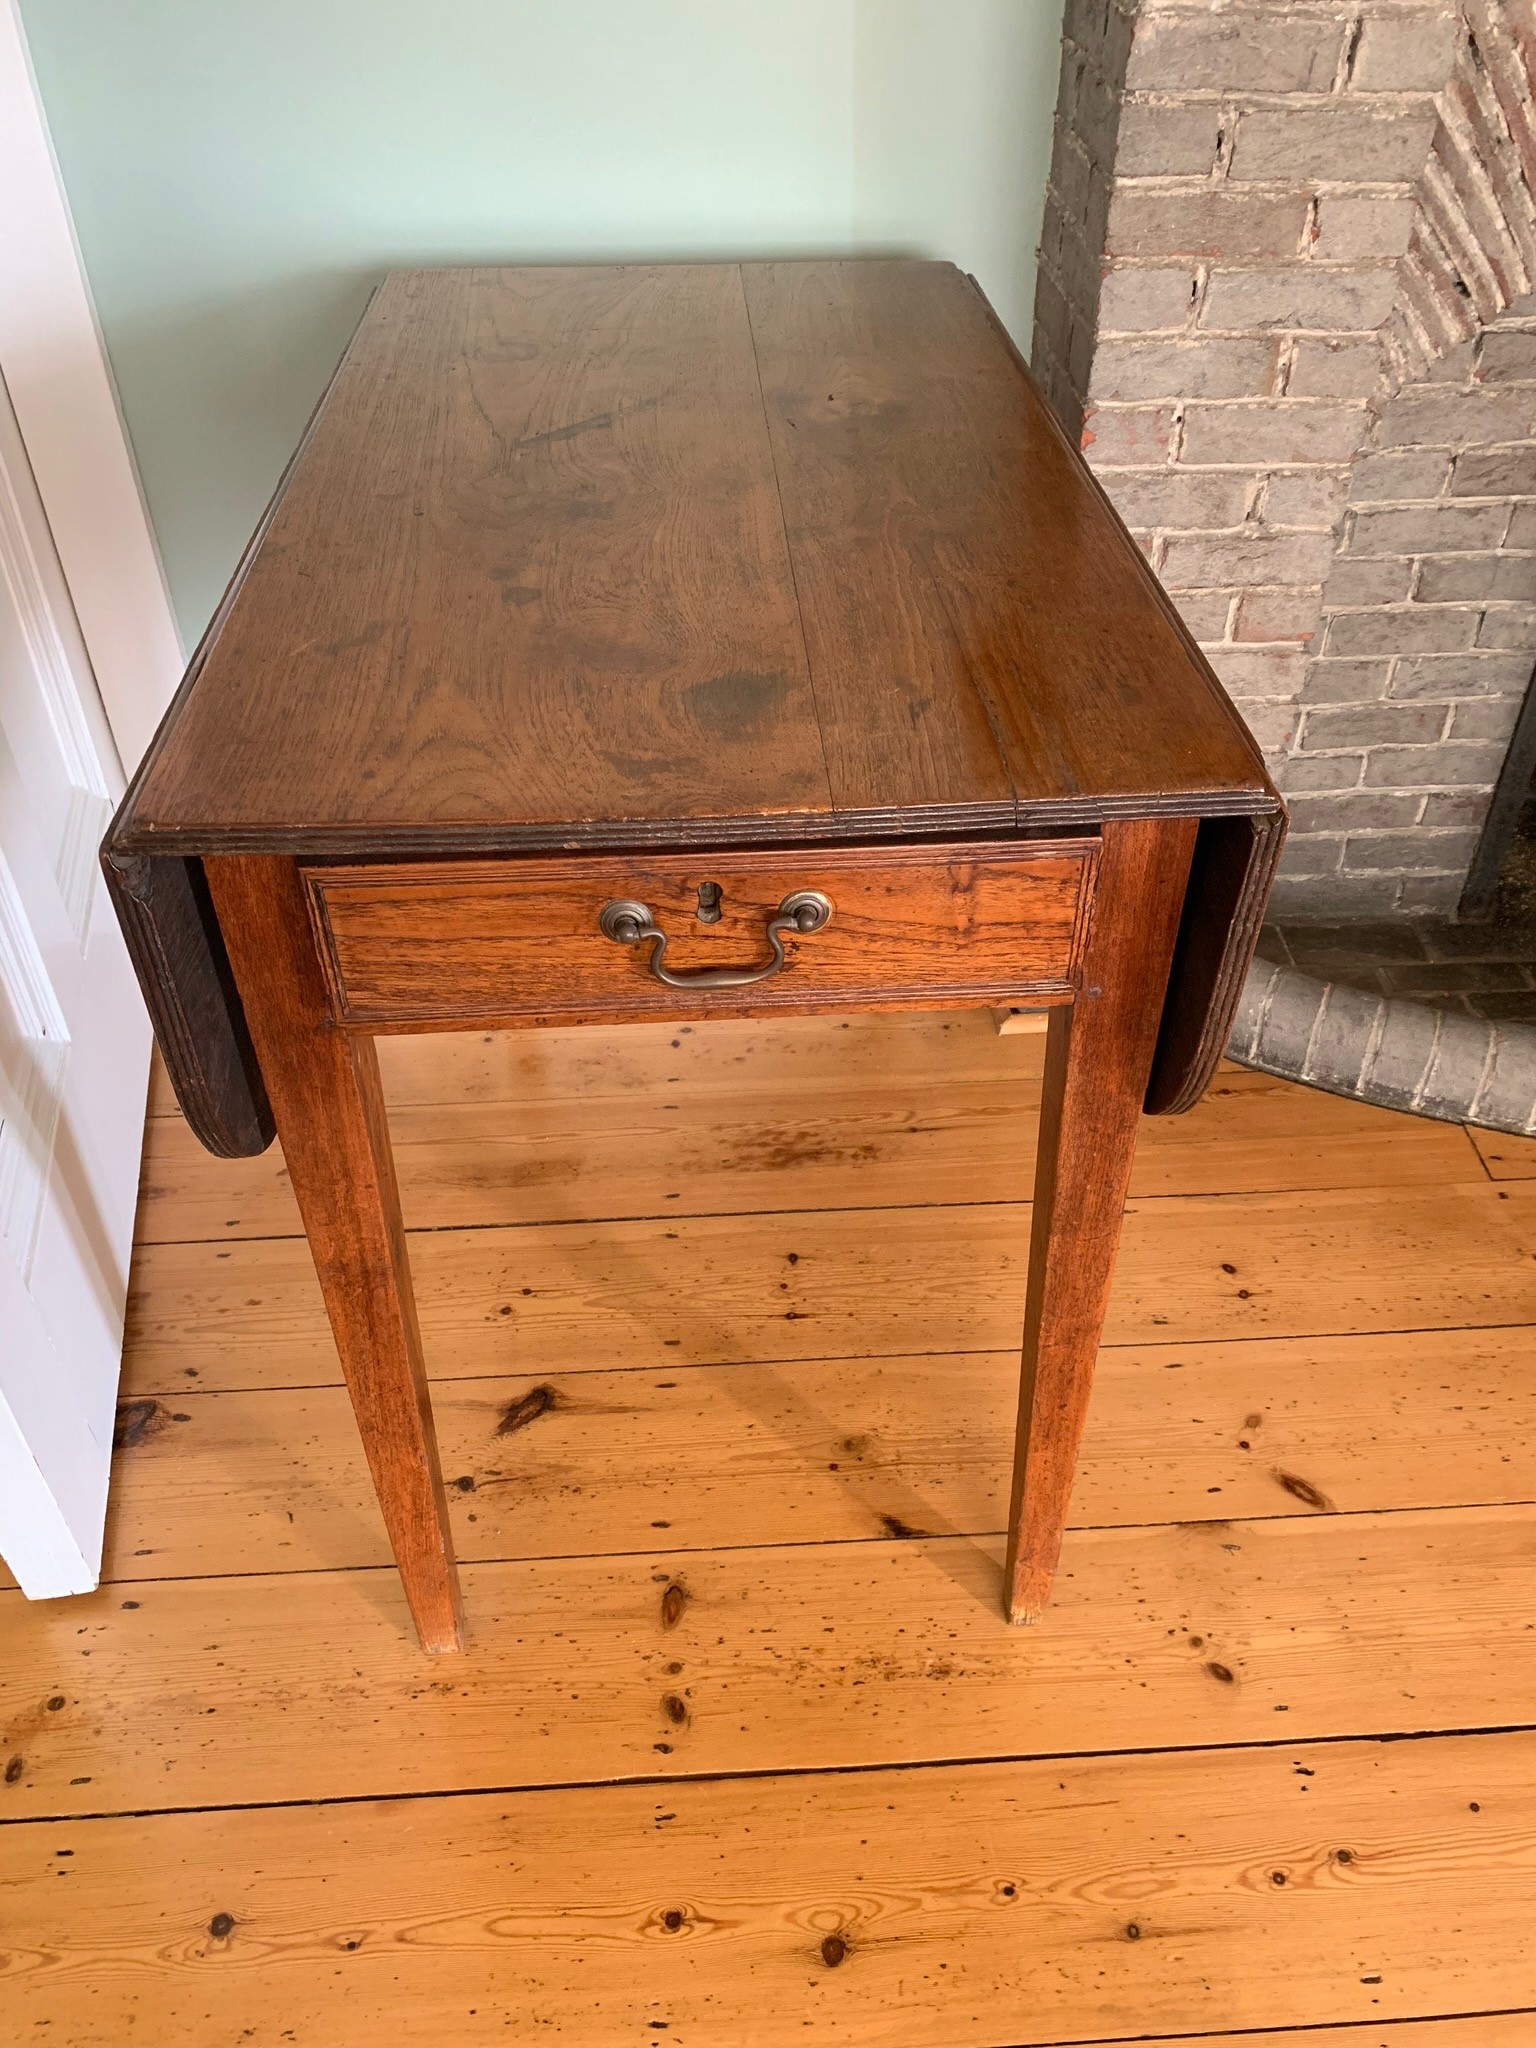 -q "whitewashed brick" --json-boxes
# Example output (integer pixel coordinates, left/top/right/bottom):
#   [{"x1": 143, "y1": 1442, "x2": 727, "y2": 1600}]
[
  {"x1": 1422, "y1": 791, "x2": 1492, "y2": 827},
  {"x1": 1038, "y1": 0, "x2": 1529, "y2": 922},
  {"x1": 1264, "y1": 470, "x2": 1349, "y2": 528},
  {"x1": 1286, "y1": 792, "x2": 1423, "y2": 833},
  {"x1": 1080, "y1": 404, "x2": 1178, "y2": 465},
  {"x1": 1348, "y1": 502, "x2": 1512, "y2": 554},
  {"x1": 1451, "y1": 697, "x2": 1526, "y2": 741},
  {"x1": 1090, "y1": 337, "x2": 1275, "y2": 400},
  {"x1": 1235, "y1": 701, "x2": 1301, "y2": 753},
  {"x1": 1101, "y1": 468, "x2": 1251, "y2": 528},
  {"x1": 1389, "y1": 651, "x2": 1535, "y2": 698},
  {"x1": 1393, "y1": 873, "x2": 1463, "y2": 911},
  {"x1": 1478, "y1": 329, "x2": 1536, "y2": 382},
  {"x1": 1229, "y1": 105, "x2": 1437, "y2": 183},
  {"x1": 1116, "y1": 99, "x2": 1223, "y2": 177},
  {"x1": 1206, "y1": 644, "x2": 1310, "y2": 697},
  {"x1": 1265, "y1": 871, "x2": 1405, "y2": 916},
  {"x1": 1233, "y1": 585, "x2": 1322, "y2": 641},
  {"x1": 1302, "y1": 703, "x2": 1449, "y2": 749},
  {"x1": 1181, "y1": 401, "x2": 1368, "y2": 464},
  {"x1": 1286, "y1": 337, "x2": 1385, "y2": 400},
  {"x1": 1326, "y1": 558, "x2": 1414, "y2": 606},
  {"x1": 1200, "y1": 267, "x2": 1399, "y2": 335},
  {"x1": 1125, "y1": 12, "x2": 1345, "y2": 92},
  {"x1": 1450, "y1": 446, "x2": 1536, "y2": 496},
  {"x1": 1097, "y1": 267, "x2": 1197, "y2": 333},
  {"x1": 1415, "y1": 554, "x2": 1509, "y2": 603},
  {"x1": 1490, "y1": 553, "x2": 1536, "y2": 600},
  {"x1": 1173, "y1": 589, "x2": 1236, "y2": 638},
  {"x1": 1376, "y1": 386, "x2": 1536, "y2": 448},
  {"x1": 1343, "y1": 829, "x2": 1479, "y2": 874},
  {"x1": 1349, "y1": 9, "x2": 1459, "y2": 93},
  {"x1": 1299, "y1": 657, "x2": 1393, "y2": 704},
  {"x1": 1106, "y1": 188, "x2": 1313, "y2": 261},
  {"x1": 1275, "y1": 833, "x2": 1347, "y2": 877},
  {"x1": 1361, "y1": 742, "x2": 1508, "y2": 787},
  {"x1": 1324, "y1": 607, "x2": 1480, "y2": 656},
  {"x1": 1475, "y1": 606, "x2": 1536, "y2": 649},
  {"x1": 1160, "y1": 528, "x2": 1338, "y2": 587},
  {"x1": 1281, "y1": 753, "x2": 1366, "y2": 791},
  {"x1": 1348, "y1": 449, "x2": 1452, "y2": 502},
  {"x1": 1312, "y1": 195, "x2": 1419, "y2": 263}
]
